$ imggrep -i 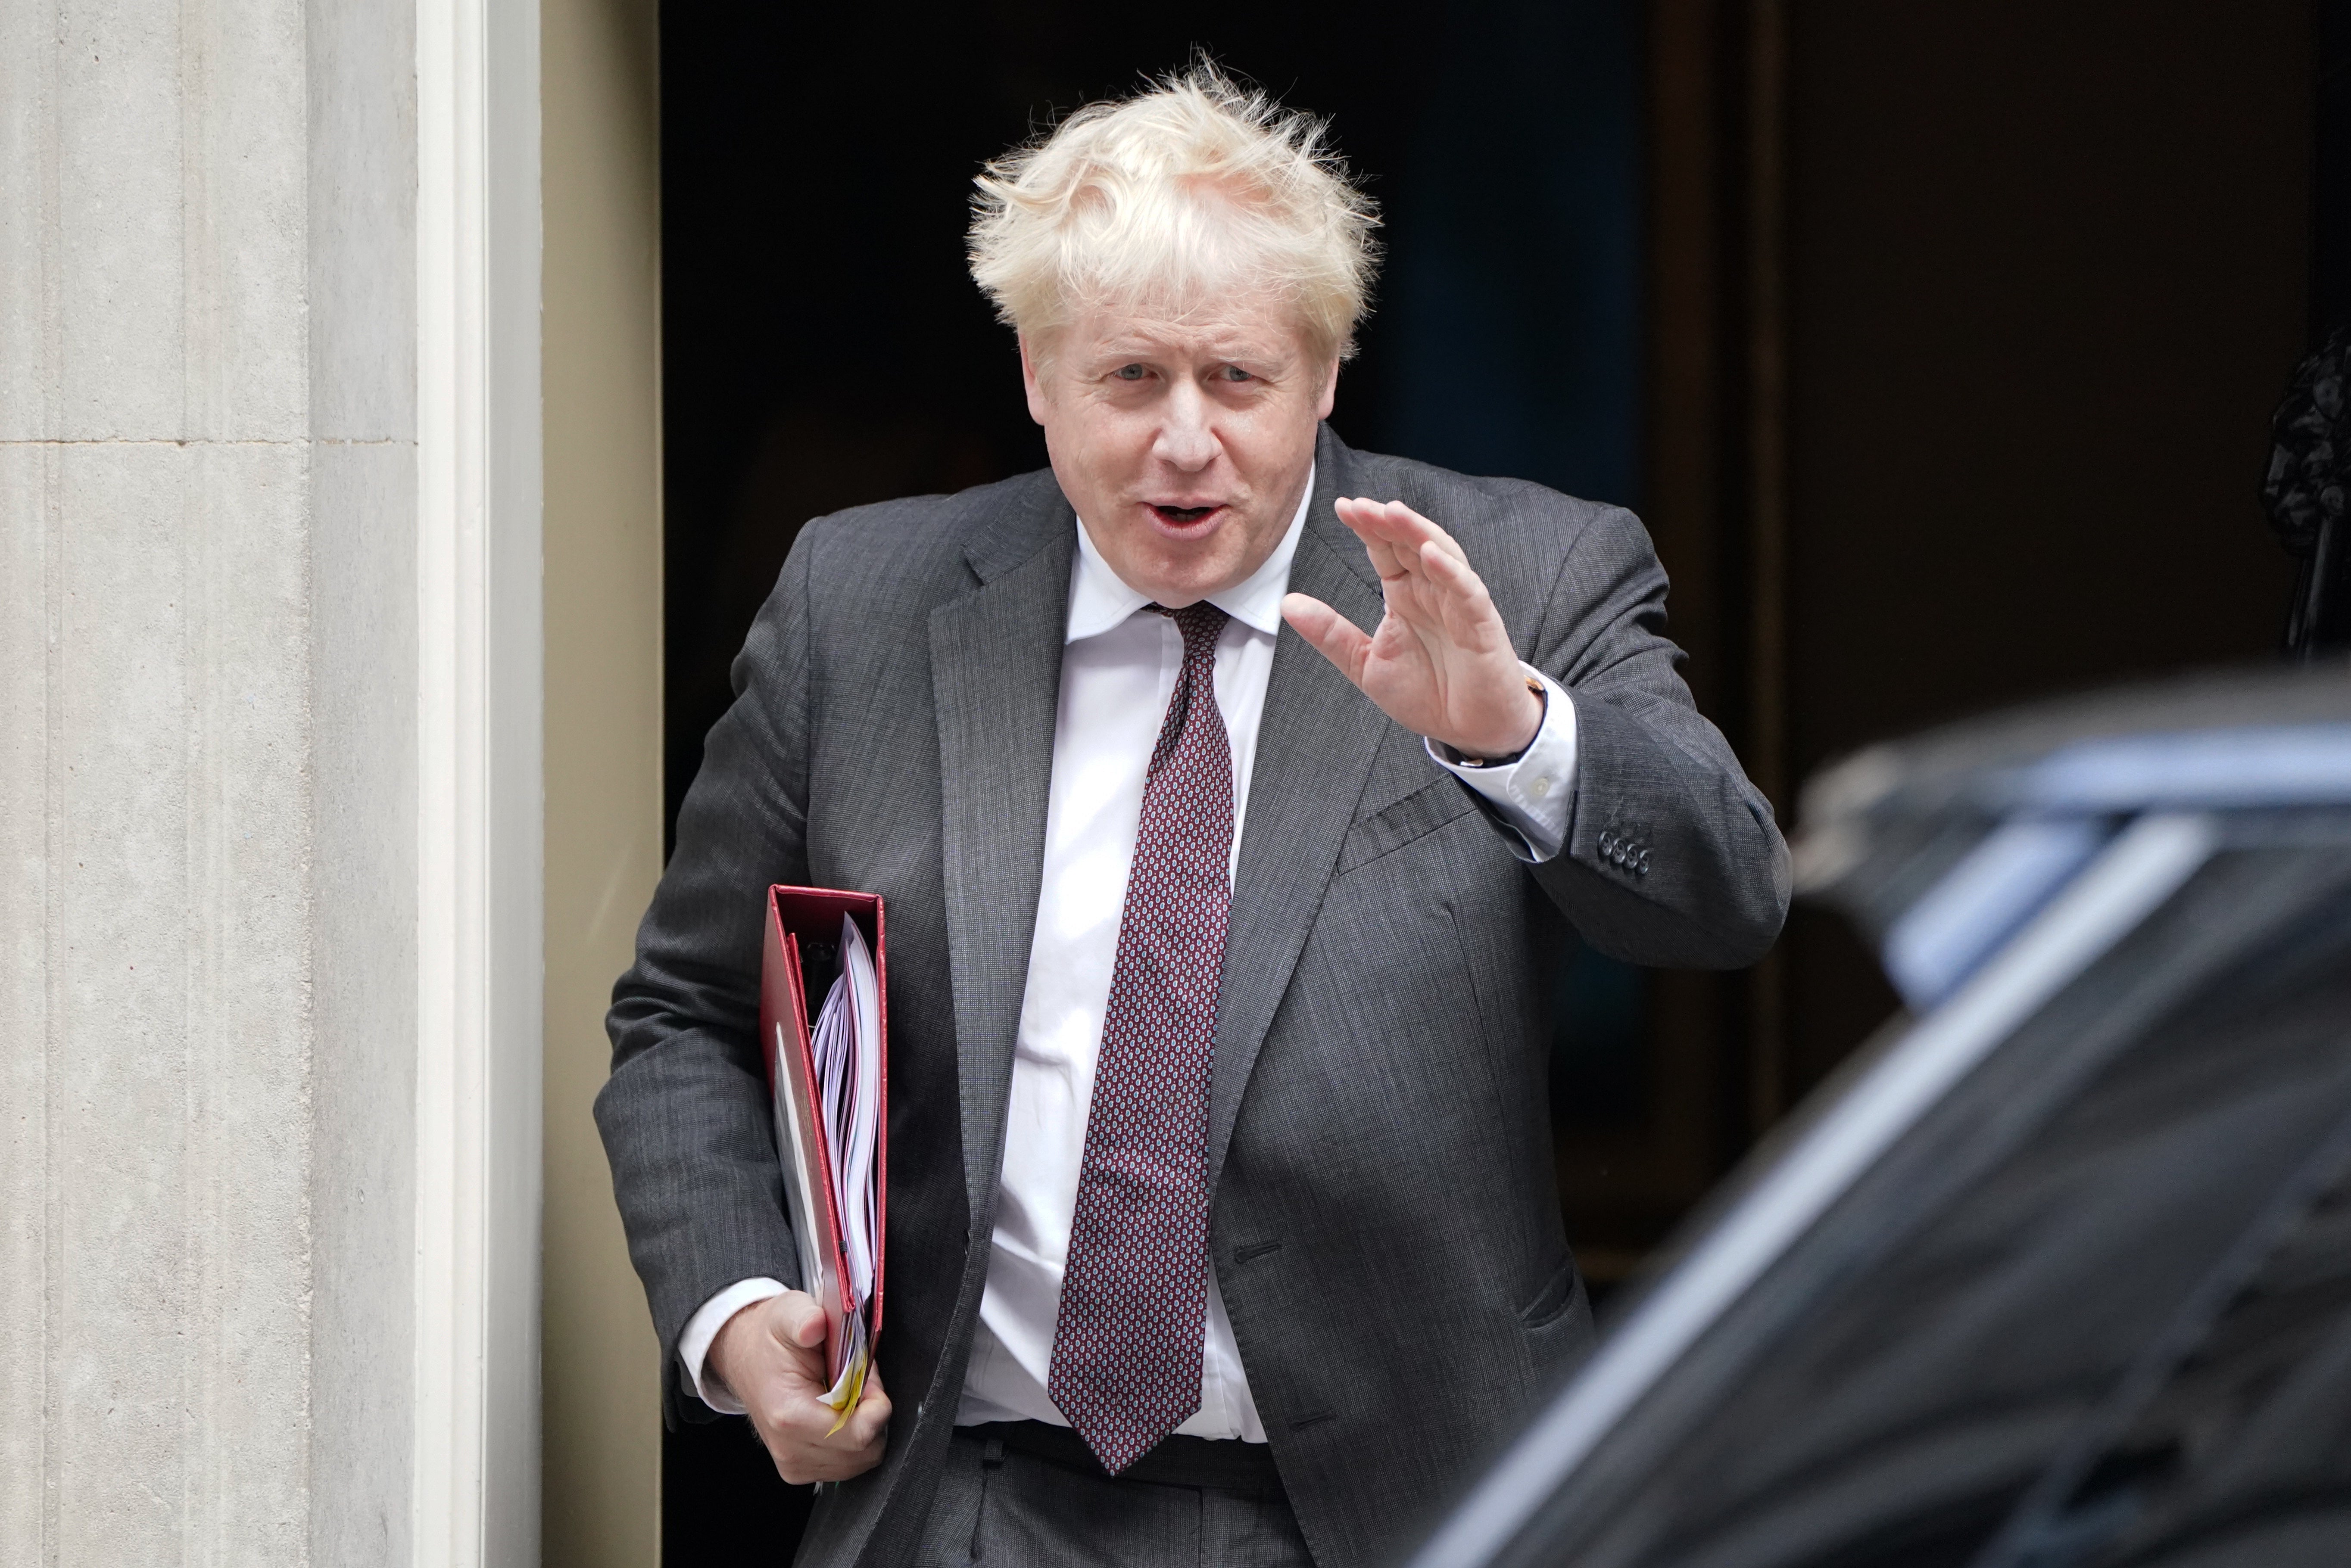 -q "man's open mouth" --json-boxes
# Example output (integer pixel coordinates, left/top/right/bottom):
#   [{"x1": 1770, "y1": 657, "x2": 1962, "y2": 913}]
[{"x1": 1151, "y1": 503, "x2": 1220, "y2": 525}]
